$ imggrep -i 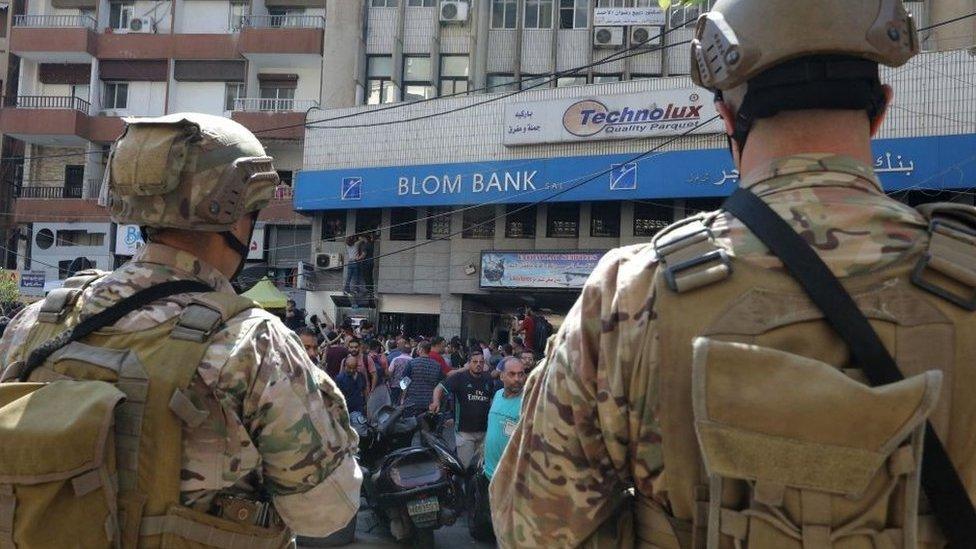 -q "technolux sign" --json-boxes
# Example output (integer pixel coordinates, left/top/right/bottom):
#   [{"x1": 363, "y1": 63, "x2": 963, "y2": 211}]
[{"x1": 503, "y1": 89, "x2": 722, "y2": 146}]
